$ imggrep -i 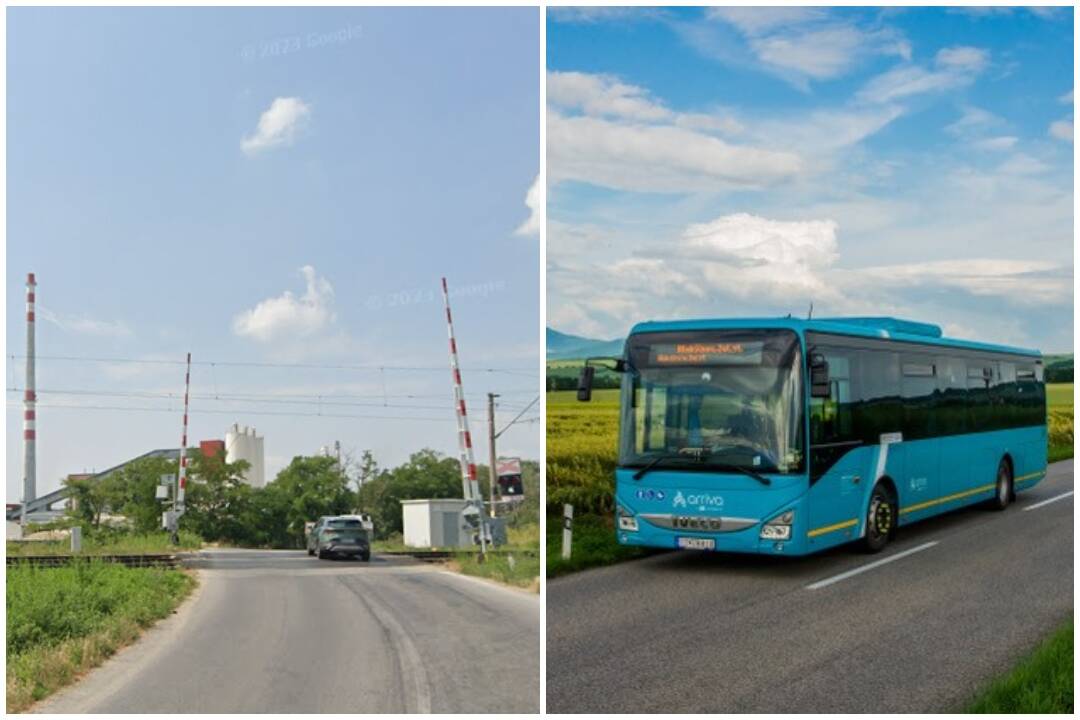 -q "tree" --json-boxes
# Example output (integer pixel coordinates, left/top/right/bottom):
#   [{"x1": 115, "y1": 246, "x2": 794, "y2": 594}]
[
  {"x1": 356, "y1": 448, "x2": 462, "y2": 538},
  {"x1": 185, "y1": 450, "x2": 253, "y2": 545},
  {"x1": 64, "y1": 475, "x2": 108, "y2": 527},
  {"x1": 105, "y1": 456, "x2": 178, "y2": 533},
  {"x1": 270, "y1": 455, "x2": 354, "y2": 547}
]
